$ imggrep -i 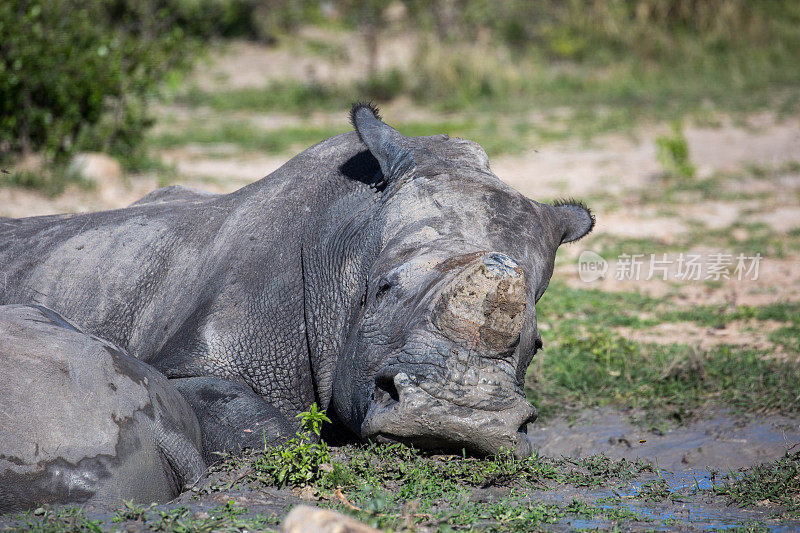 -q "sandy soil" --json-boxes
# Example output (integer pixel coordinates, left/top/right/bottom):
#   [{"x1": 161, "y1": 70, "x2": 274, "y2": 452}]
[
  {"x1": 556, "y1": 252, "x2": 800, "y2": 307},
  {"x1": 190, "y1": 27, "x2": 418, "y2": 91},
  {"x1": 615, "y1": 319, "x2": 787, "y2": 355}
]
